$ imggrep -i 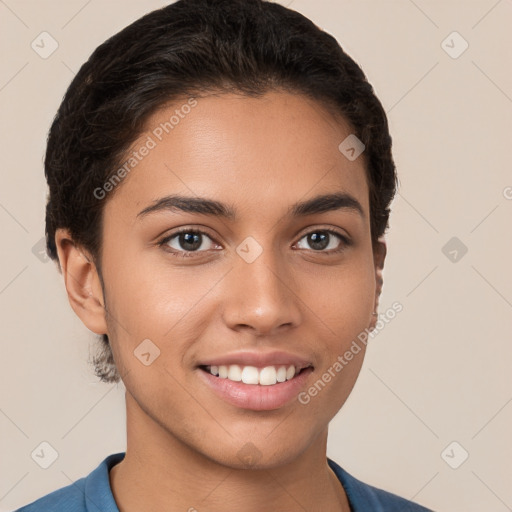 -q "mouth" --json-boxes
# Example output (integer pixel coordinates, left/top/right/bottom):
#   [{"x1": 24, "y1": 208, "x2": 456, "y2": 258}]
[
  {"x1": 199, "y1": 364, "x2": 313, "y2": 386},
  {"x1": 197, "y1": 363, "x2": 315, "y2": 411}
]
